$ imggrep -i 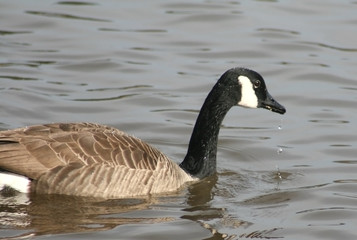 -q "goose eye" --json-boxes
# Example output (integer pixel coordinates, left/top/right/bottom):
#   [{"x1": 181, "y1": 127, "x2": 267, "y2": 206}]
[{"x1": 253, "y1": 80, "x2": 261, "y2": 88}]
